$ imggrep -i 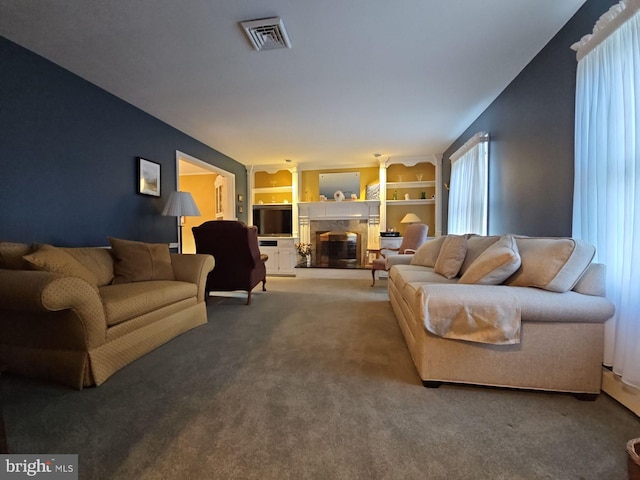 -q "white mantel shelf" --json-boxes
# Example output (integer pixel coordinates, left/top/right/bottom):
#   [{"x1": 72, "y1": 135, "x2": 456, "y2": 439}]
[{"x1": 298, "y1": 200, "x2": 380, "y2": 220}]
